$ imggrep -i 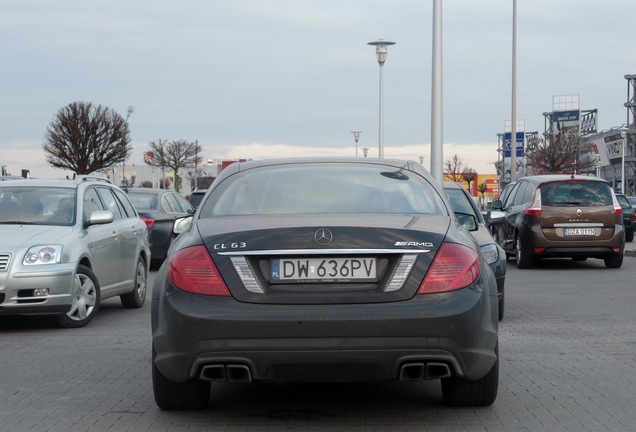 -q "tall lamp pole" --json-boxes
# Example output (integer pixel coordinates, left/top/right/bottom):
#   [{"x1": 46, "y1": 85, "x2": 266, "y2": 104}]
[
  {"x1": 368, "y1": 39, "x2": 395, "y2": 159},
  {"x1": 351, "y1": 130, "x2": 362, "y2": 157},
  {"x1": 122, "y1": 105, "x2": 134, "y2": 188},
  {"x1": 621, "y1": 126, "x2": 629, "y2": 194}
]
